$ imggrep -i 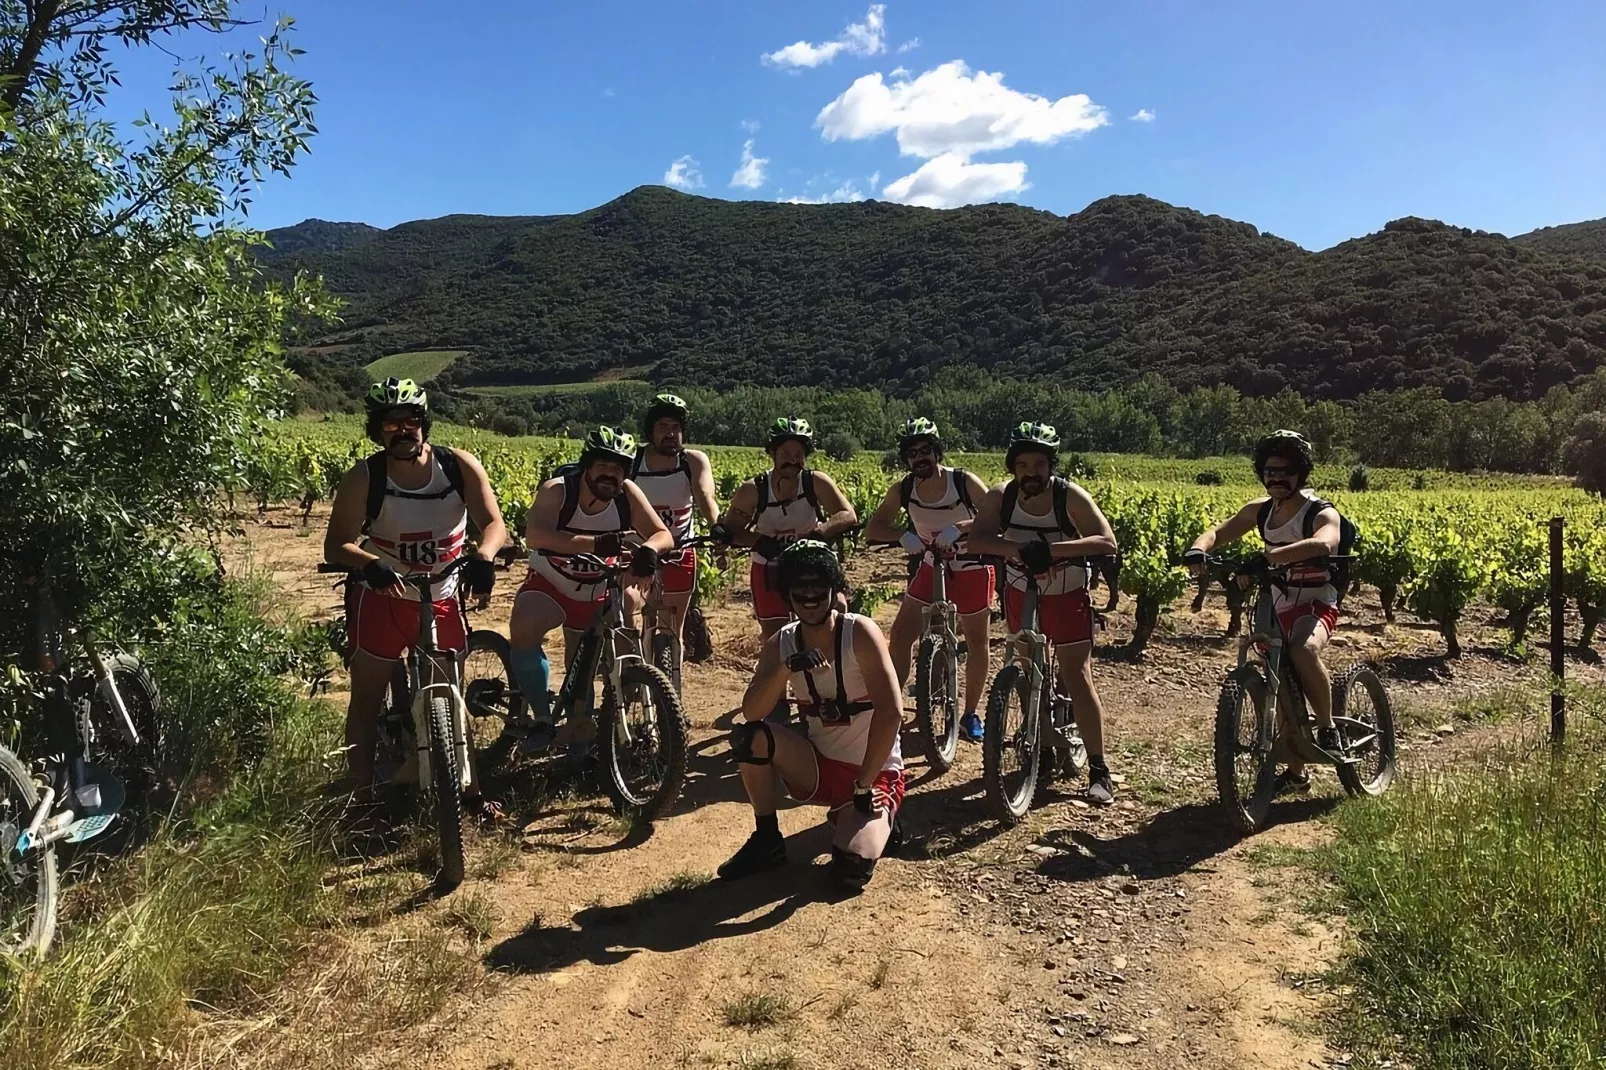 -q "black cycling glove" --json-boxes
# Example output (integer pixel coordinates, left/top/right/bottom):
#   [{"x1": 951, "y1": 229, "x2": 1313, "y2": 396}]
[
  {"x1": 853, "y1": 784, "x2": 874, "y2": 815},
  {"x1": 1182, "y1": 547, "x2": 1208, "y2": 568},
  {"x1": 786, "y1": 648, "x2": 828, "y2": 674},
  {"x1": 592, "y1": 532, "x2": 623, "y2": 558},
  {"x1": 1018, "y1": 540, "x2": 1055, "y2": 575},
  {"x1": 361, "y1": 559, "x2": 402, "y2": 590},
  {"x1": 710, "y1": 522, "x2": 732, "y2": 546},
  {"x1": 630, "y1": 544, "x2": 660, "y2": 577},
  {"x1": 755, "y1": 535, "x2": 785, "y2": 559},
  {"x1": 466, "y1": 557, "x2": 497, "y2": 597}
]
